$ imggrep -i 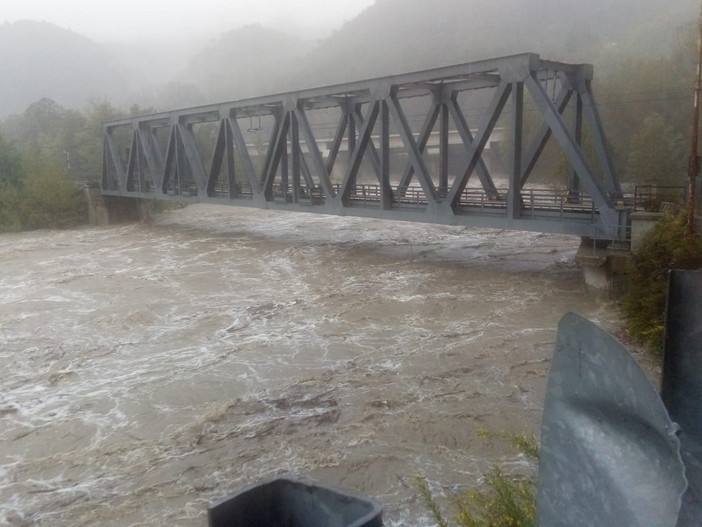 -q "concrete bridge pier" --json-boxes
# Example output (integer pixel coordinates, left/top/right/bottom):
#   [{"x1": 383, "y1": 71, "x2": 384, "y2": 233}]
[
  {"x1": 576, "y1": 212, "x2": 663, "y2": 295},
  {"x1": 85, "y1": 183, "x2": 151, "y2": 225},
  {"x1": 576, "y1": 239, "x2": 629, "y2": 295}
]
